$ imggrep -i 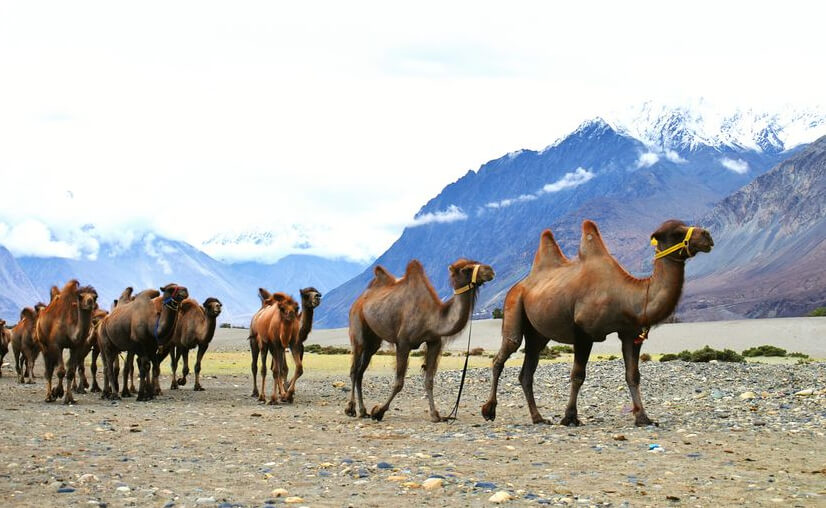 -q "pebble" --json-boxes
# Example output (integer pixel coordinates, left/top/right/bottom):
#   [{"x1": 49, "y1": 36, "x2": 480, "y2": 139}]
[
  {"x1": 57, "y1": 487, "x2": 76, "y2": 493},
  {"x1": 271, "y1": 488, "x2": 289, "y2": 497},
  {"x1": 79, "y1": 474, "x2": 99, "y2": 484},
  {"x1": 284, "y1": 497, "x2": 304, "y2": 504},
  {"x1": 739, "y1": 391, "x2": 757, "y2": 399},
  {"x1": 422, "y1": 478, "x2": 444, "y2": 490},
  {"x1": 402, "y1": 482, "x2": 421, "y2": 489},
  {"x1": 794, "y1": 389, "x2": 814, "y2": 396},
  {"x1": 195, "y1": 497, "x2": 215, "y2": 505},
  {"x1": 116, "y1": 486, "x2": 131, "y2": 493},
  {"x1": 475, "y1": 481, "x2": 497, "y2": 490},
  {"x1": 388, "y1": 475, "x2": 408, "y2": 482},
  {"x1": 377, "y1": 462, "x2": 393, "y2": 469},
  {"x1": 612, "y1": 434, "x2": 627, "y2": 441},
  {"x1": 489, "y1": 491, "x2": 512, "y2": 503}
]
